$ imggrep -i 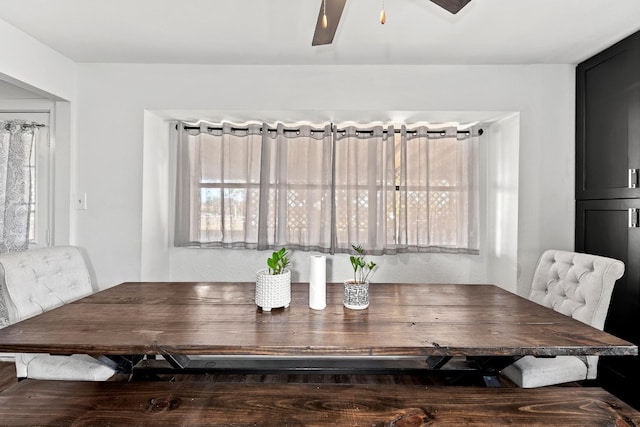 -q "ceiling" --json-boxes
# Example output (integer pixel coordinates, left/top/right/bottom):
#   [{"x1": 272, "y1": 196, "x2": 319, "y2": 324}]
[{"x1": 0, "y1": 0, "x2": 639, "y2": 65}]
